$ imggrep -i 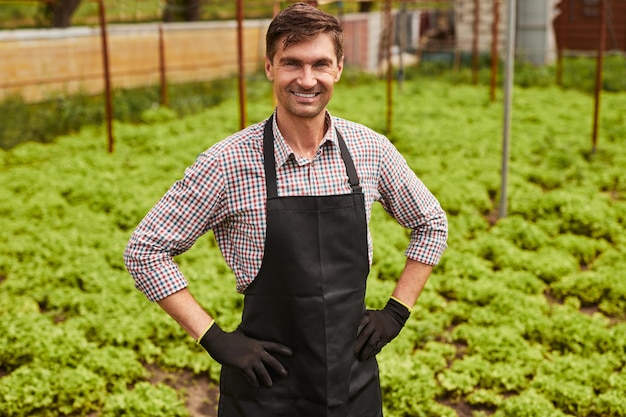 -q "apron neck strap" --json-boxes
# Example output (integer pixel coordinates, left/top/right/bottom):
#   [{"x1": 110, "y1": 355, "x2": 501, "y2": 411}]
[{"x1": 263, "y1": 115, "x2": 362, "y2": 199}]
